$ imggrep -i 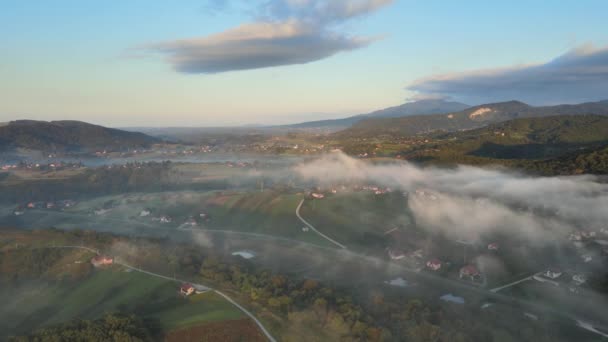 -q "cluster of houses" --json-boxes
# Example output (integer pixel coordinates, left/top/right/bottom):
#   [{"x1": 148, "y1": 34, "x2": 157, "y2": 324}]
[
  {"x1": 533, "y1": 267, "x2": 589, "y2": 292},
  {"x1": 2, "y1": 161, "x2": 83, "y2": 171},
  {"x1": 14, "y1": 199, "x2": 77, "y2": 215},
  {"x1": 138, "y1": 208, "x2": 210, "y2": 227}
]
